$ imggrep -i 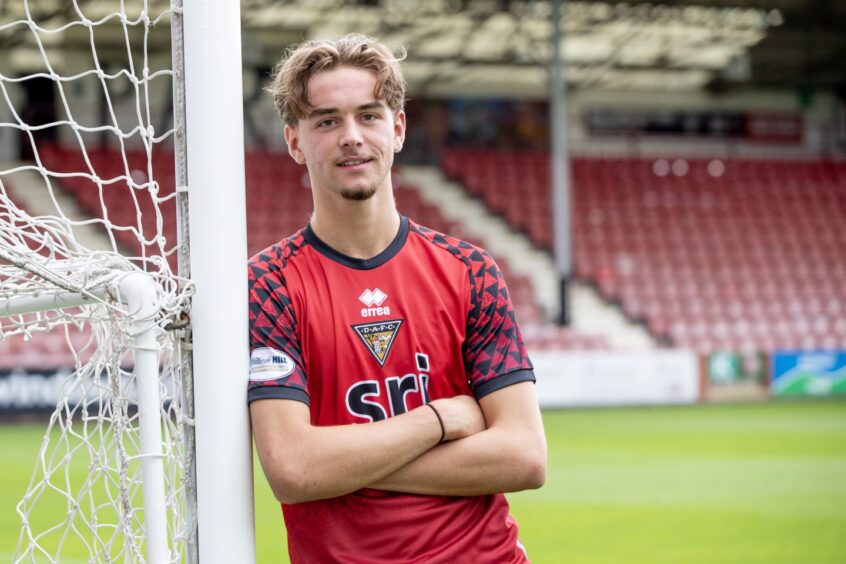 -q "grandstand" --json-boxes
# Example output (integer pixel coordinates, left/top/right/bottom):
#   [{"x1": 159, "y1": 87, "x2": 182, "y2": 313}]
[
  {"x1": 0, "y1": 141, "x2": 616, "y2": 370},
  {"x1": 1, "y1": 0, "x2": 845, "y2": 388},
  {"x1": 7, "y1": 145, "x2": 842, "y2": 369},
  {"x1": 442, "y1": 149, "x2": 846, "y2": 354}
]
